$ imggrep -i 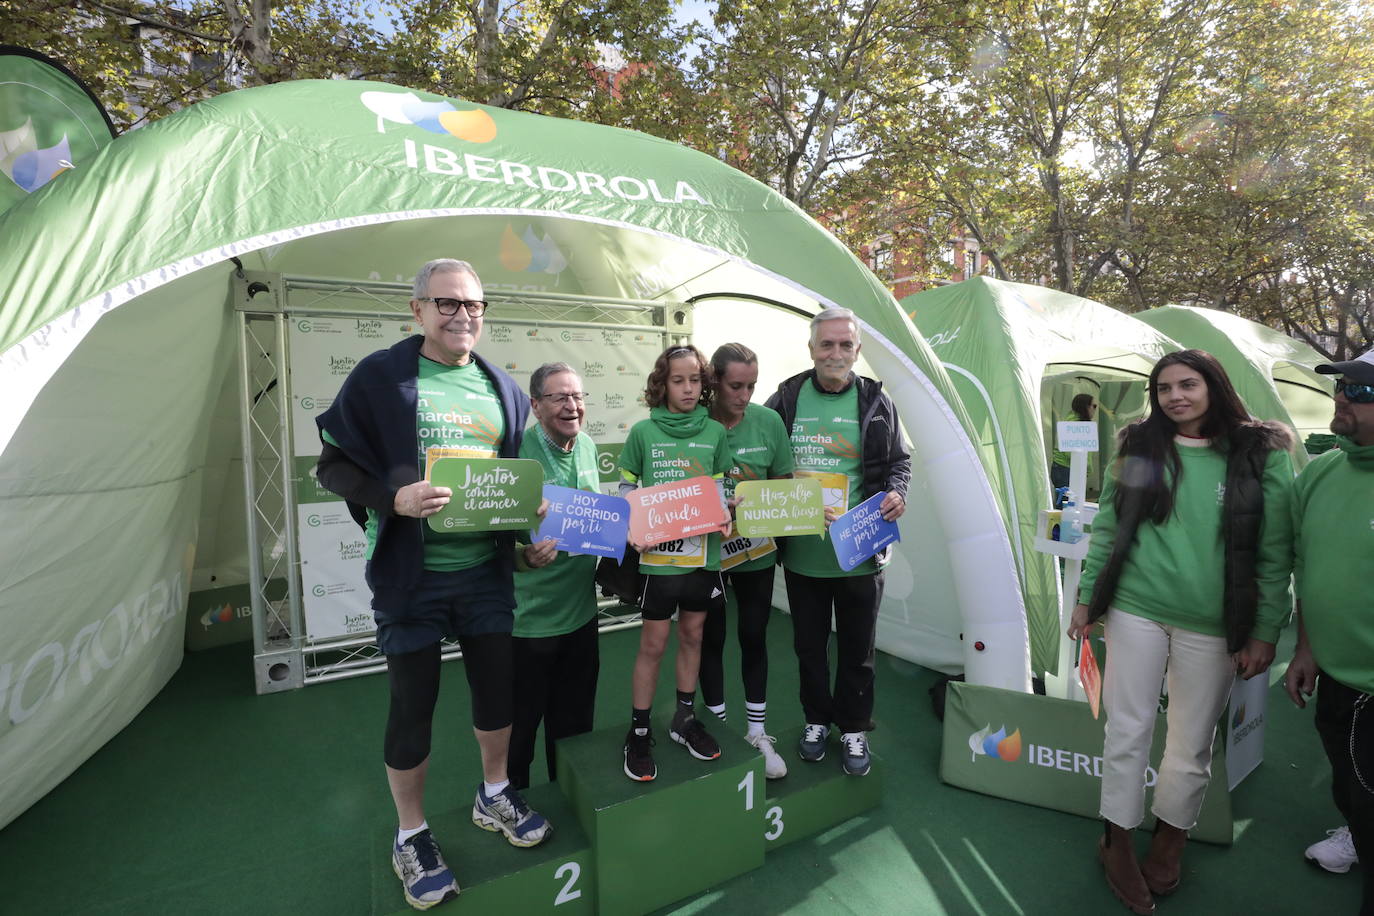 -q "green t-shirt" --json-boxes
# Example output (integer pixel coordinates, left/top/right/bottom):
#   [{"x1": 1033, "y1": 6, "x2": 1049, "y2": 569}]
[
  {"x1": 416, "y1": 357, "x2": 507, "y2": 570},
  {"x1": 619, "y1": 407, "x2": 732, "y2": 576},
  {"x1": 1079, "y1": 437, "x2": 1294, "y2": 641},
  {"x1": 513, "y1": 428, "x2": 601, "y2": 638},
  {"x1": 324, "y1": 357, "x2": 509, "y2": 570},
  {"x1": 721, "y1": 403, "x2": 796, "y2": 573},
  {"x1": 783, "y1": 380, "x2": 874, "y2": 578},
  {"x1": 1291, "y1": 438, "x2": 1374, "y2": 695}
]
